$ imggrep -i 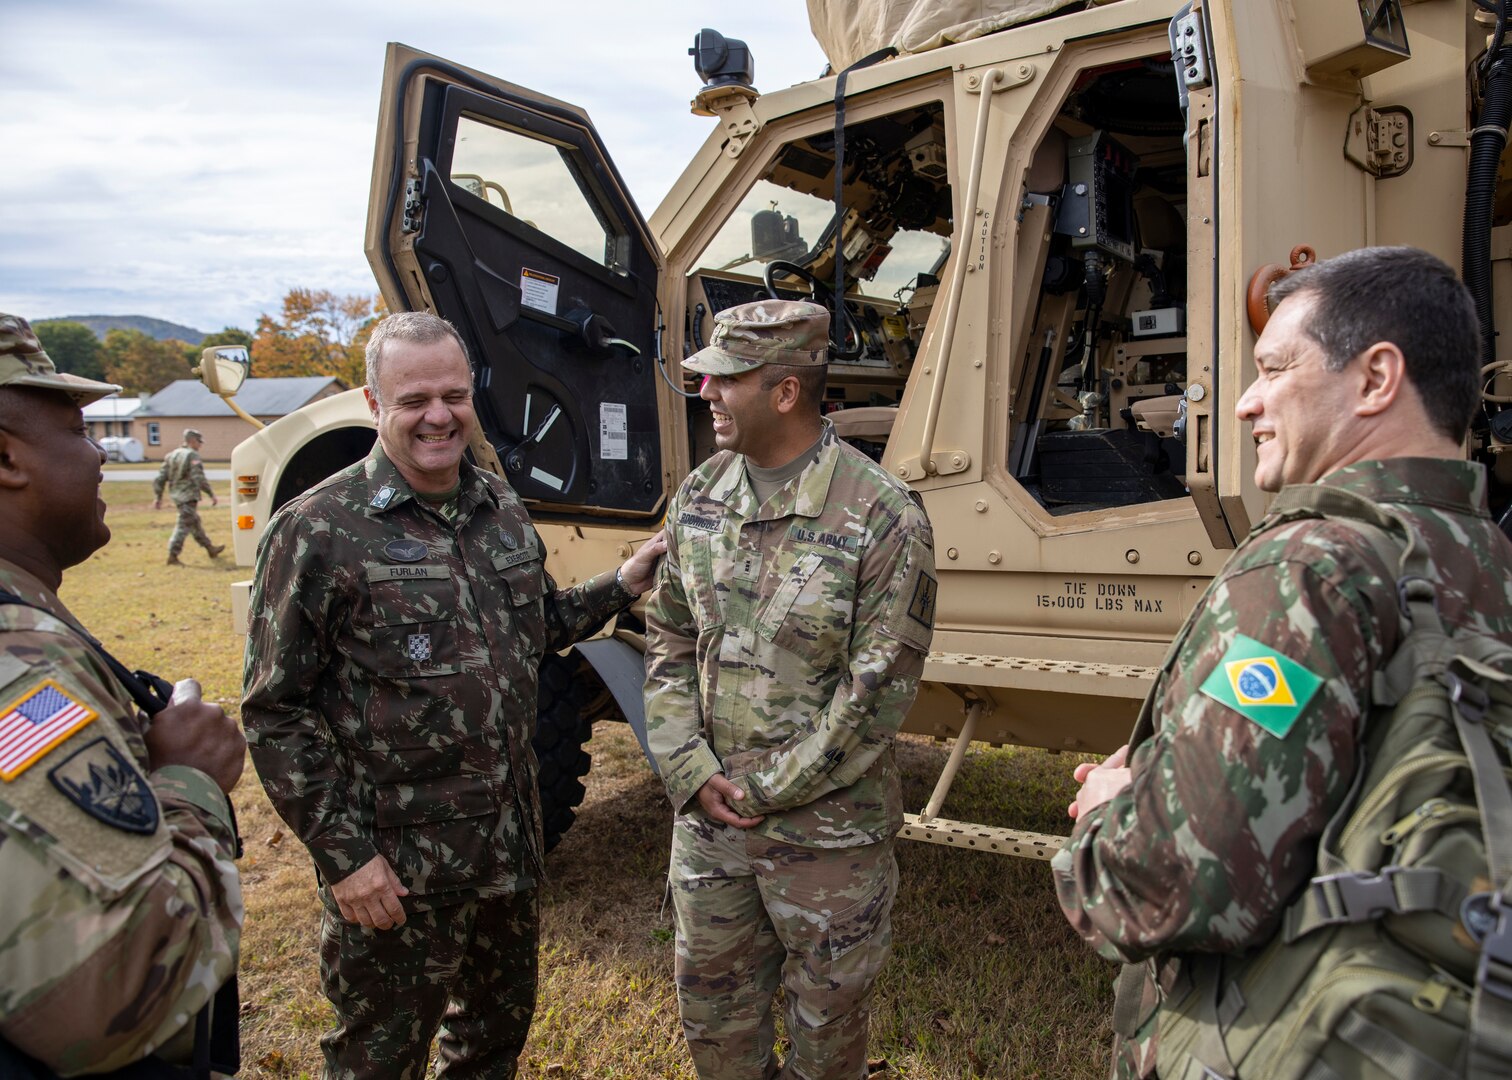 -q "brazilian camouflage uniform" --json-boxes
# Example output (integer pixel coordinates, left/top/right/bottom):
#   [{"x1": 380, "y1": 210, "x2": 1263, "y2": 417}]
[
  {"x1": 0, "y1": 315, "x2": 241, "y2": 1075},
  {"x1": 242, "y1": 443, "x2": 634, "y2": 1080},
  {"x1": 645, "y1": 301, "x2": 937, "y2": 1080},
  {"x1": 1052, "y1": 459, "x2": 1512, "y2": 1078},
  {"x1": 154, "y1": 436, "x2": 217, "y2": 559}
]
